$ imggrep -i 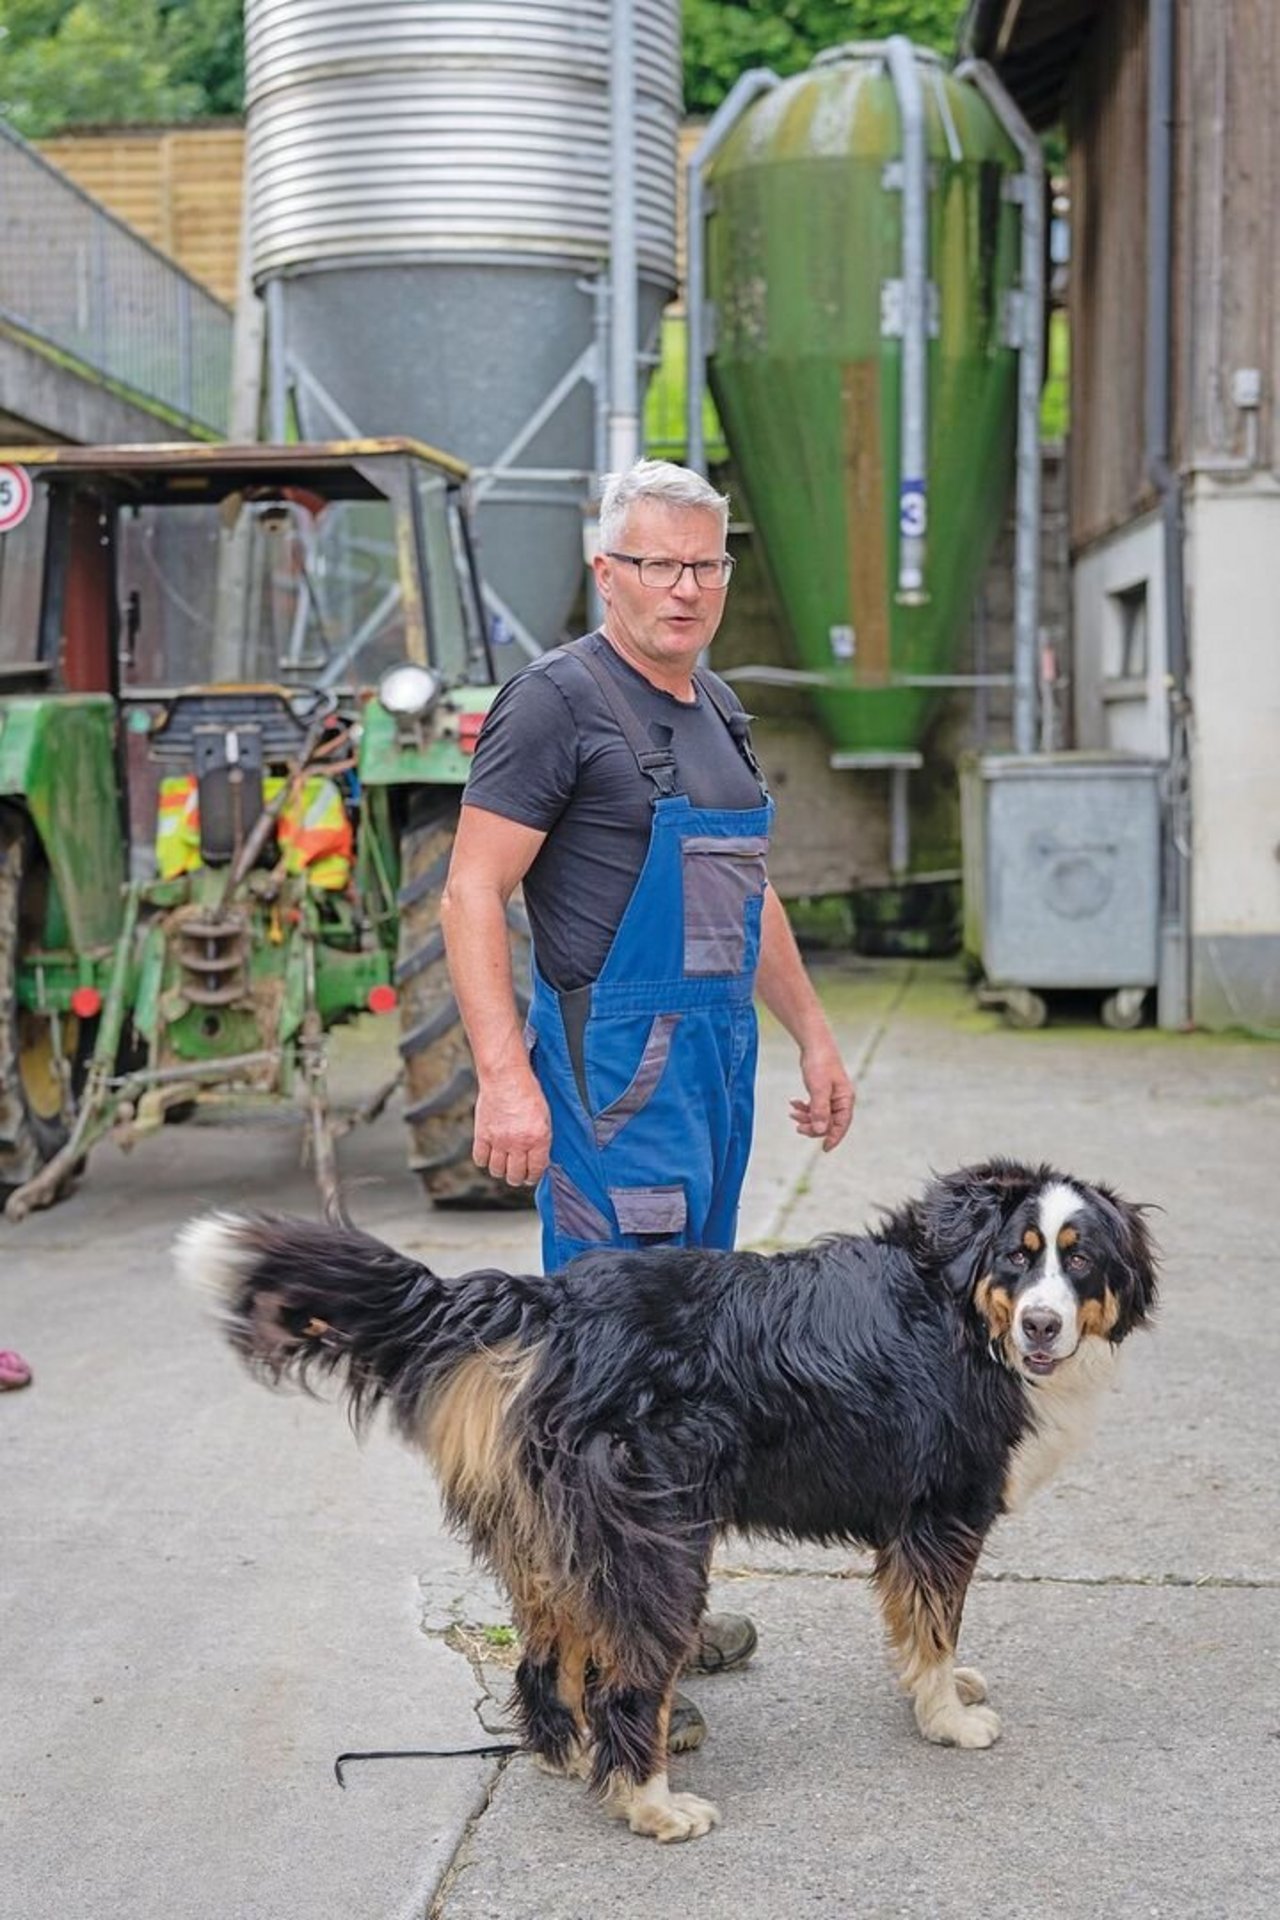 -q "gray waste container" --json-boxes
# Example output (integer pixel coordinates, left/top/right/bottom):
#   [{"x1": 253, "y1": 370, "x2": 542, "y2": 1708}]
[{"x1": 960, "y1": 752, "x2": 1163, "y2": 1028}]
